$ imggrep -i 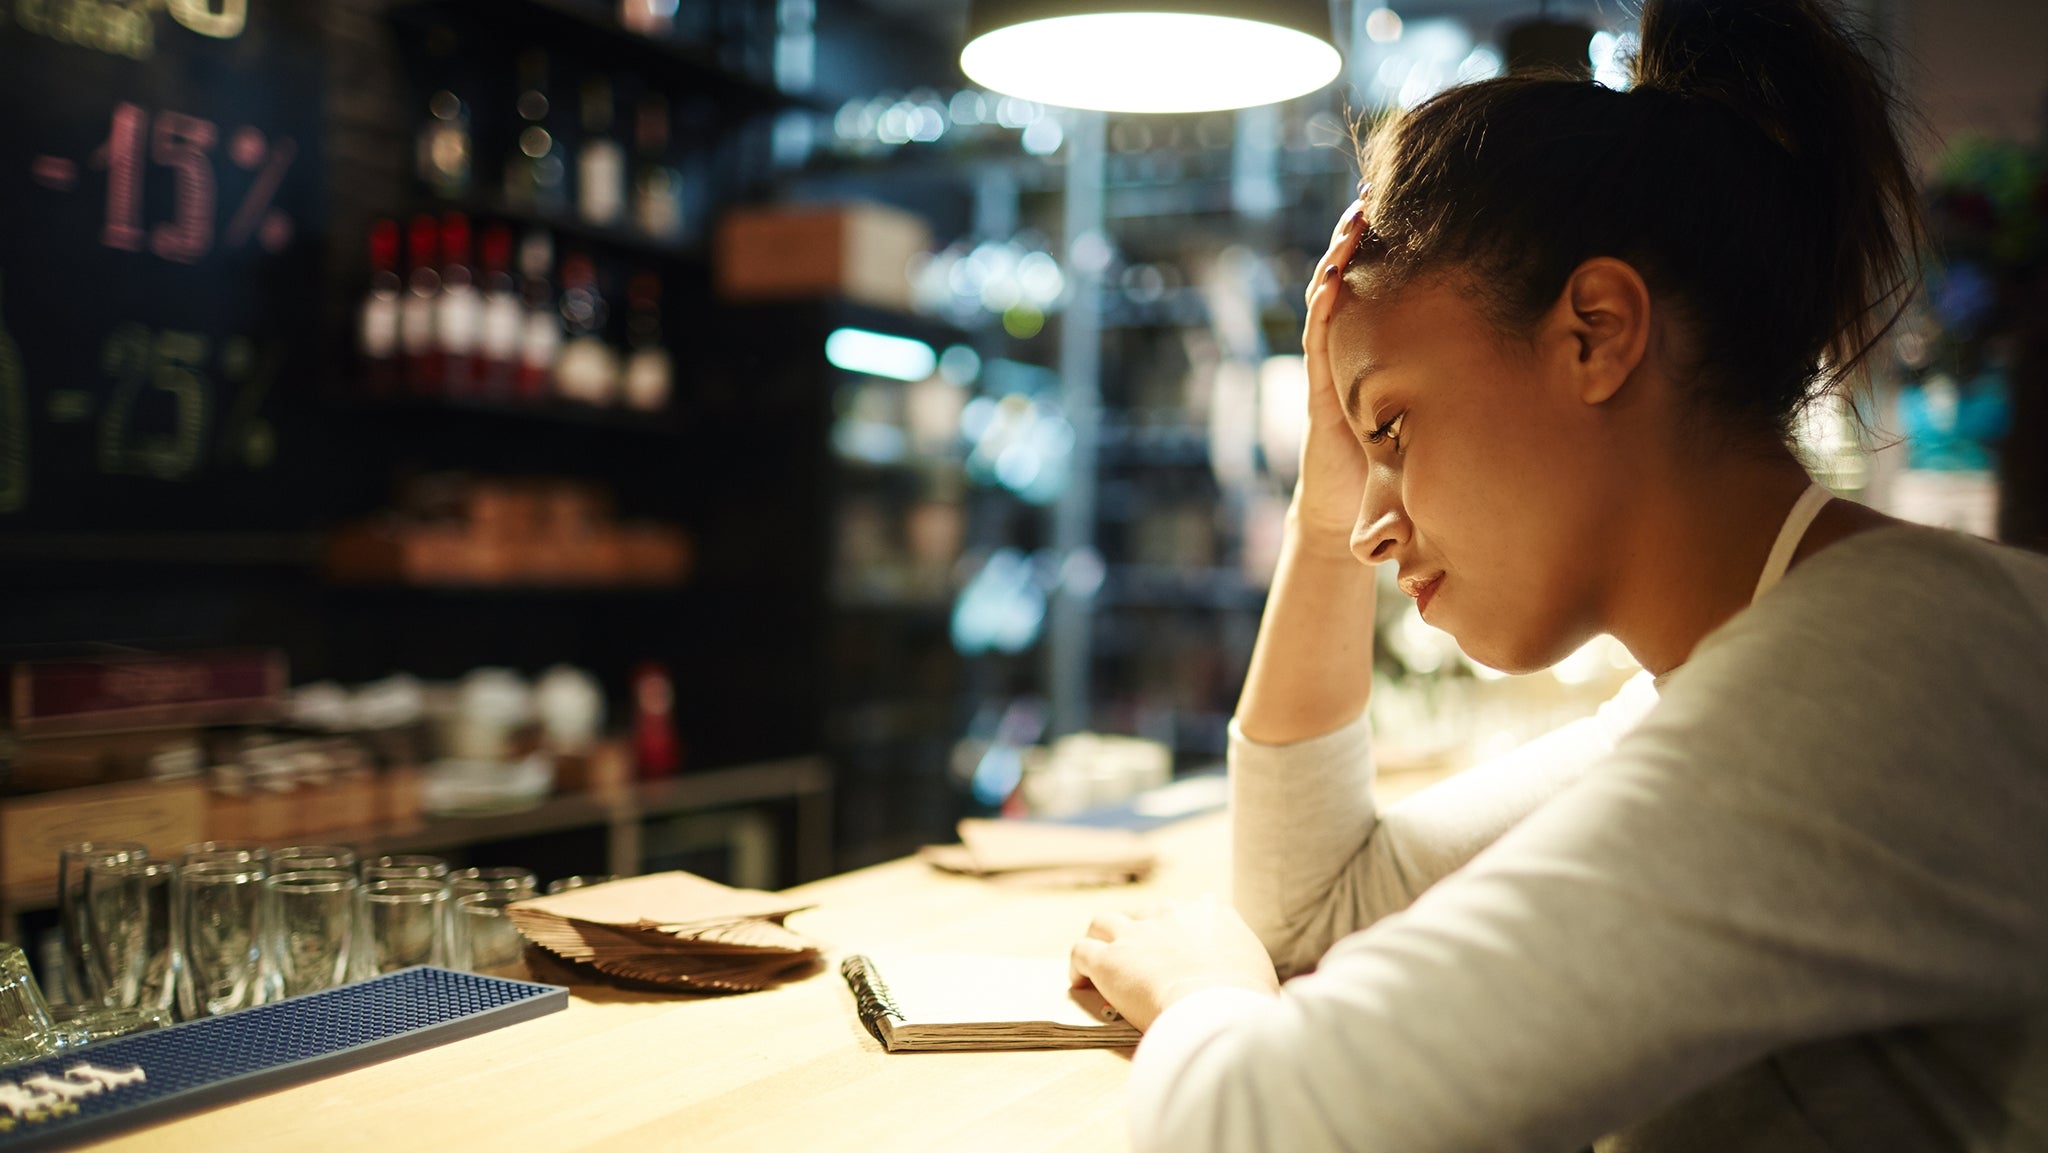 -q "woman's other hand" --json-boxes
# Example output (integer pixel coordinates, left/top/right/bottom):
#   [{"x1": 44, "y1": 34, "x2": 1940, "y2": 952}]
[
  {"x1": 1292, "y1": 202, "x2": 1373, "y2": 556},
  {"x1": 1069, "y1": 896, "x2": 1280, "y2": 1031}
]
